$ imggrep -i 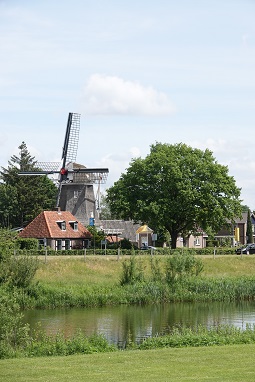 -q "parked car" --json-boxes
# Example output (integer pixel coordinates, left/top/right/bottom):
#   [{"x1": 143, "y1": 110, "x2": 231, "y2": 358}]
[
  {"x1": 235, "y1": 243, "x2": 255, "y2": 255},
  {"x1": 140, "y1": 245, "x2": 156, "y2": 250}
]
